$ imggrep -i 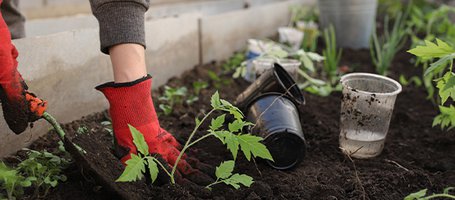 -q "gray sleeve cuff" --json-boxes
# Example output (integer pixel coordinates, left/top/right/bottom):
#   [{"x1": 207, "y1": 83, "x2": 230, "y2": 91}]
[{"x1": 91, "y1": 2, "x2": 148, "y2": 54}]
